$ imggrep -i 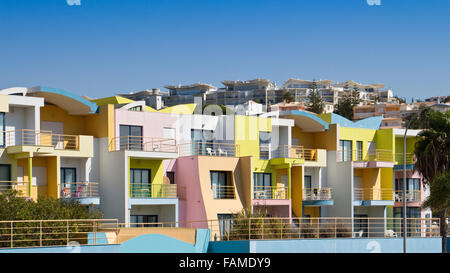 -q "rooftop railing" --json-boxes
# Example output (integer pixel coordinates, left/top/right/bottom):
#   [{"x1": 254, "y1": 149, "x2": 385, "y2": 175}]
[
  {"x1": 178, "y1": 142, "x2": 239, "y2": 157},
  {"x1": 303, "y1": 188, "x2": 333, "y2": 201},
  {"x1": 0, "y1": 219, "x2": 118, "y2": 249},
  {"x1": 1, "y1": 130, "x2": 79, "y2": 150},
  {"x1": 253, "y1": 186, "x2": 288, "y2": 200},
  {"x1": 337, "y1": 149, "x2": 394, "y2": 162},
  {"x1": 60, "y1": 182, "x2": 99, "y2": 199},
  {"x1": 129, "y1": 183, "x2": 177, "y2": 198},
  {"x1": 109, "y1": 136, "x2": 177, "y2": 153},
  {"x1": 354, "y1": 188, "x2": 394, "y2": 201}
]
